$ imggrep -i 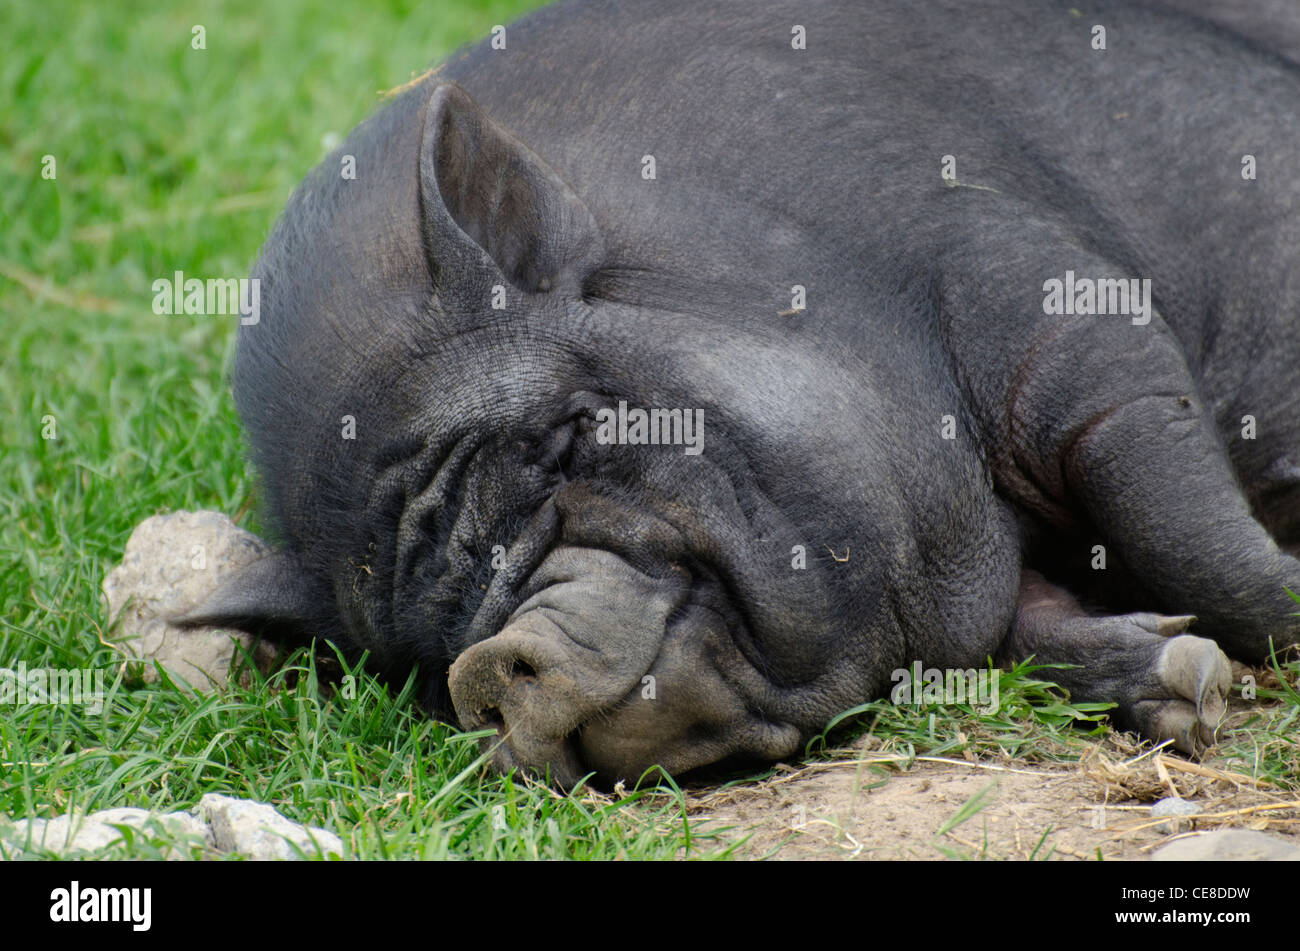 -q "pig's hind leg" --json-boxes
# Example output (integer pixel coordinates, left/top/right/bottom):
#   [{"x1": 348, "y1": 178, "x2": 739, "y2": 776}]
[{"x1": 986, "y1": 285, "x2": 1300, "y2": 663}]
